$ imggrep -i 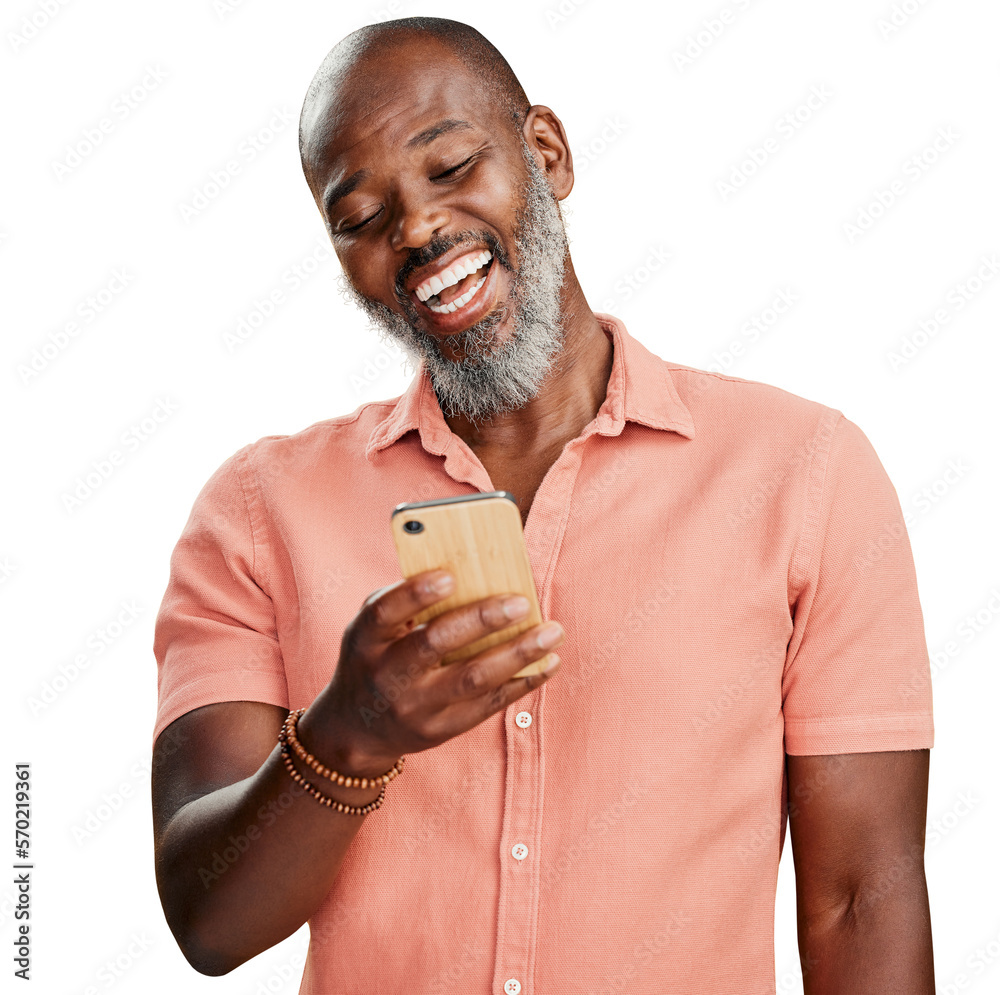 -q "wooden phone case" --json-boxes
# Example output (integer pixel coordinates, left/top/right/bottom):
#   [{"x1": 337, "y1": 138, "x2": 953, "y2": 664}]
[{"x1": 390, "y1": 491, "x2": 554, "y2": 677}]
